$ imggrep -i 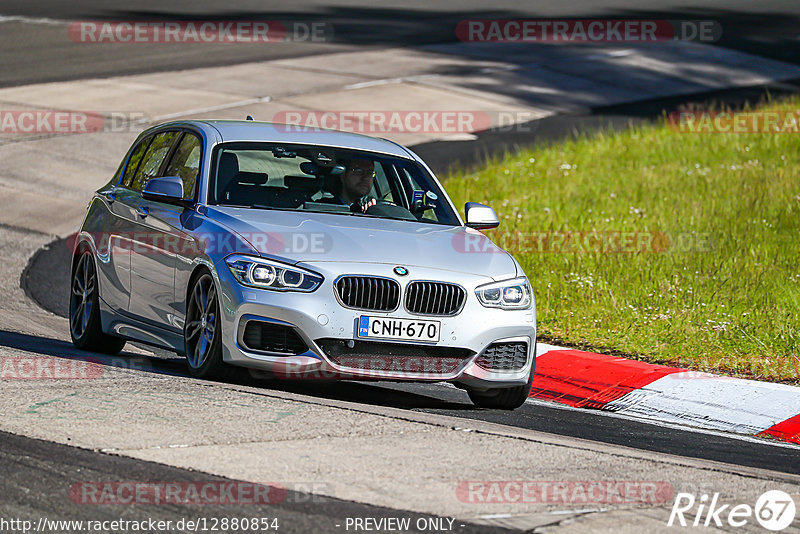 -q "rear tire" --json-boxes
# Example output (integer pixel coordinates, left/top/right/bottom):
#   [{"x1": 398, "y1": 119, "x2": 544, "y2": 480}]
[
  {"x1": 69, "y1": 250, "x2": 126, "y2": 355},
  {"x1": 184, "y1": 272, "x2": 235, "y2": 380}
]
